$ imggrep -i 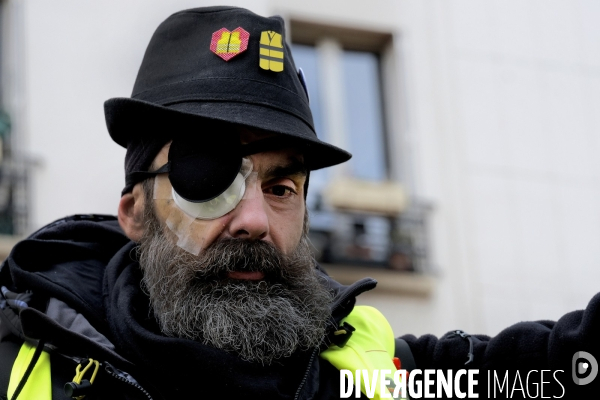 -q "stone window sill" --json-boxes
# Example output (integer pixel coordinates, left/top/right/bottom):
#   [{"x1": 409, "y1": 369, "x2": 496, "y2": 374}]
[{"x1": 321, "y1": 263, "x2": 435, "y2": 296}]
